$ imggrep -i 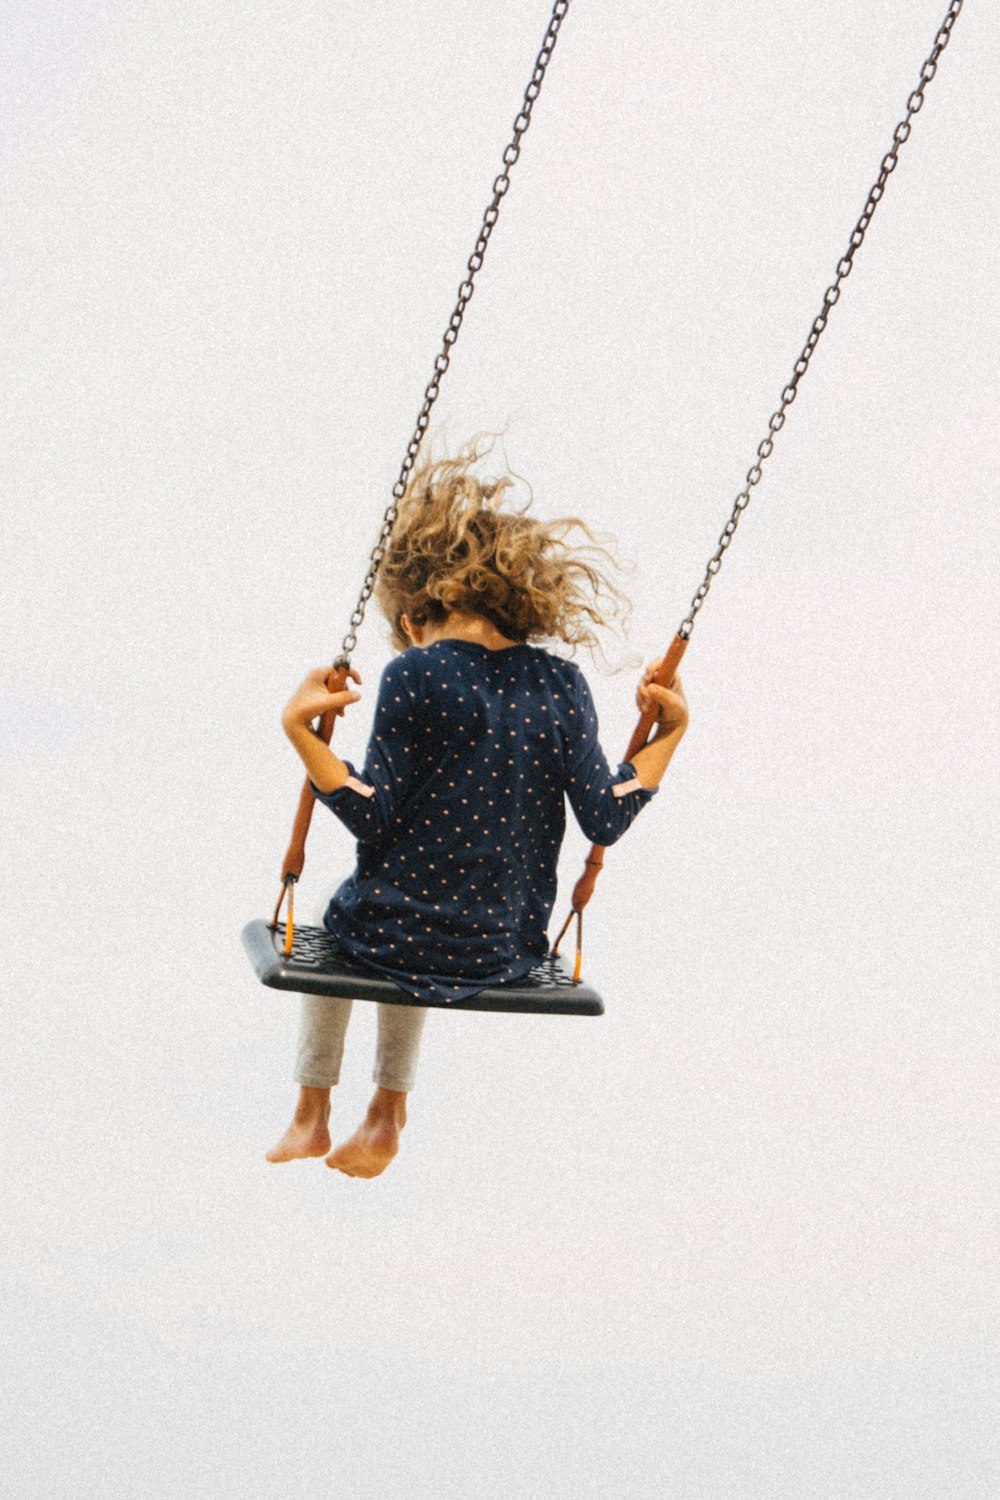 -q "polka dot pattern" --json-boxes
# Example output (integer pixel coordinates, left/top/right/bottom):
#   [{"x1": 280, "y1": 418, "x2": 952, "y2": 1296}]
[{"x1": 310, "y1": 639, "x2": 657, "y2": 1003}]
